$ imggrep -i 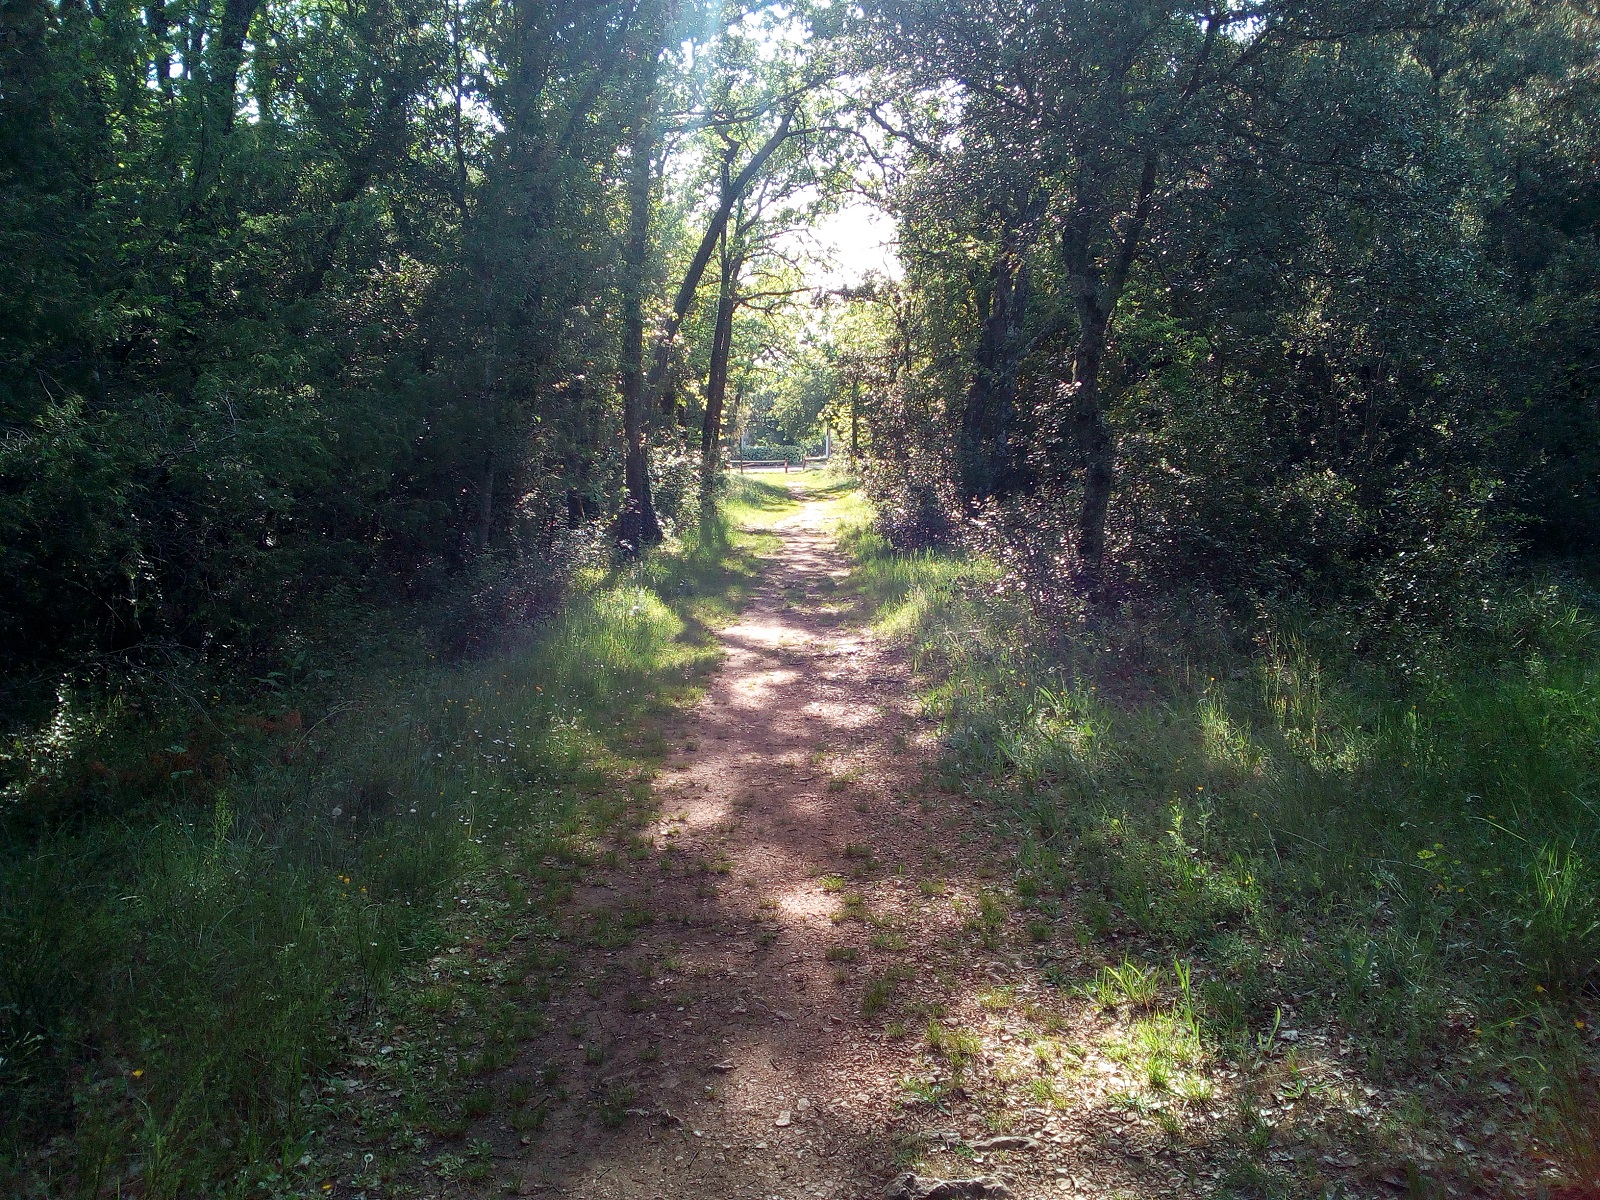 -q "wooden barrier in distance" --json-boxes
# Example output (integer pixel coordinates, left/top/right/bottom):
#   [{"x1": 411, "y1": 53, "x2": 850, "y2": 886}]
[
  {"x1": 728, "y1": 457, "x2": 833, "y2": 473},
  {"x1": 731, "y1": 459, "x2": 792, "y2": 473}
]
